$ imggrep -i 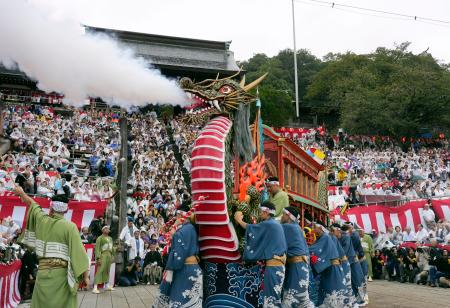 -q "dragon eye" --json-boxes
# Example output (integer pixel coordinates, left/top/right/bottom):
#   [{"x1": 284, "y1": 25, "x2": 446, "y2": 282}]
[{"x1": 219, "y1": 85, "x2": 234, "y2": 94}]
